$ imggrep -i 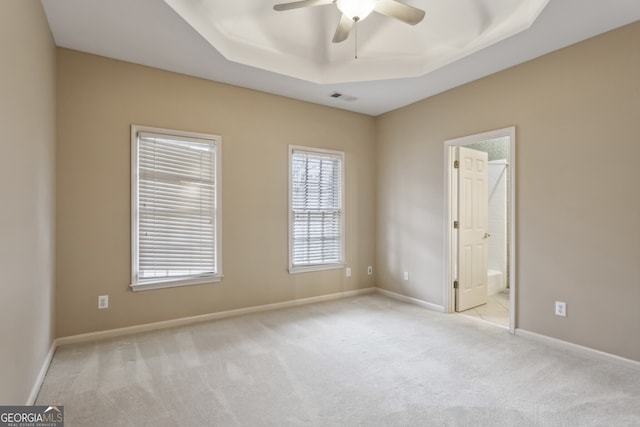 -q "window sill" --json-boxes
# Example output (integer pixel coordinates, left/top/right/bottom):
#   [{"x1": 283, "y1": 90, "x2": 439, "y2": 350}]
[
  {"x1": 289, "y1": 263, "x2": 345, "y2": 274},
  {"x1": 130, "y1": 274, "x2": 223, "y2": 292}
]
